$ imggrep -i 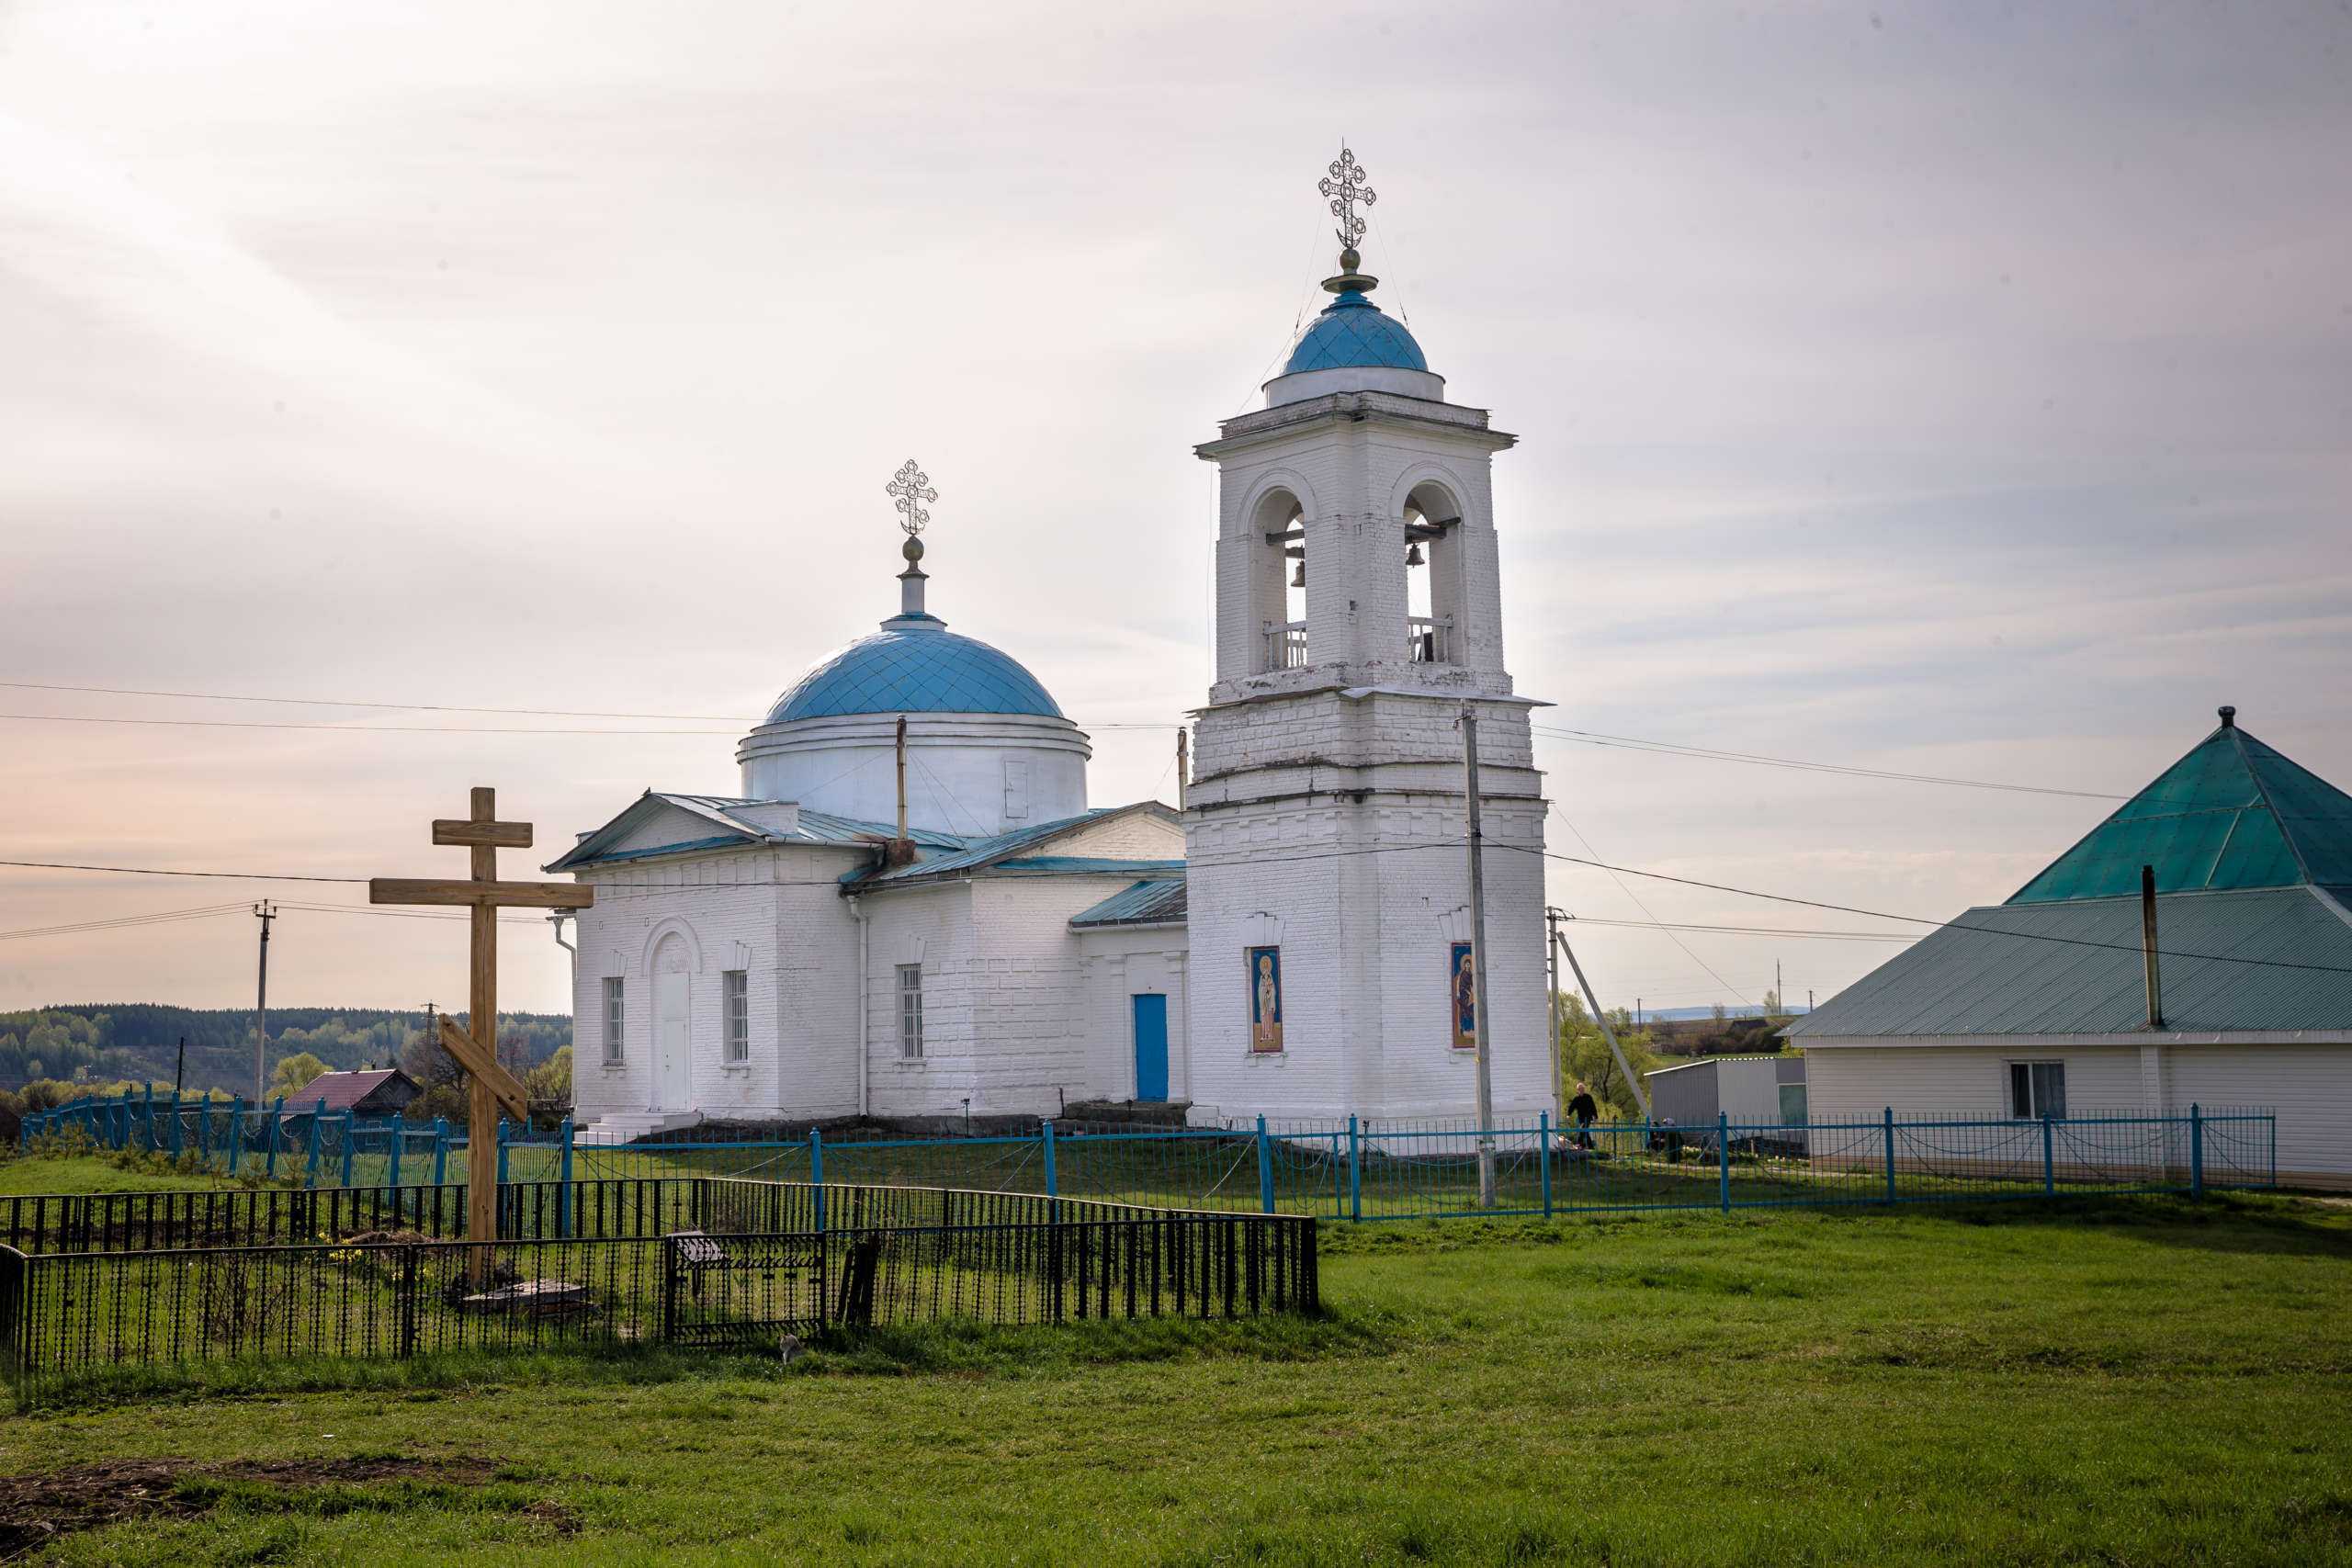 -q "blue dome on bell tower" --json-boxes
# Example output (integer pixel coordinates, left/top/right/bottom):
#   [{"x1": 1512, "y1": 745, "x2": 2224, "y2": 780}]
[{"x1": 1282, "y1": 288, "x2": 1429, "y2": 375}]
